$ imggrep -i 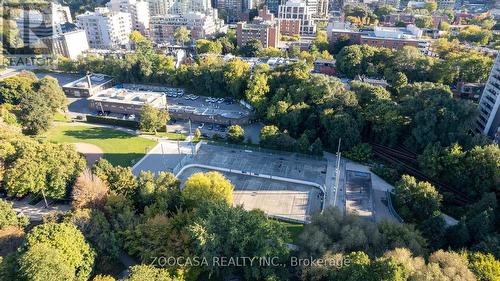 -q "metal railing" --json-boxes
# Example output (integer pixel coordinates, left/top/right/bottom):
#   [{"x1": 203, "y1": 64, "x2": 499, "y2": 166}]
[{"x1": 386, "y1": 190, "x2": 404, "y2": 223}]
